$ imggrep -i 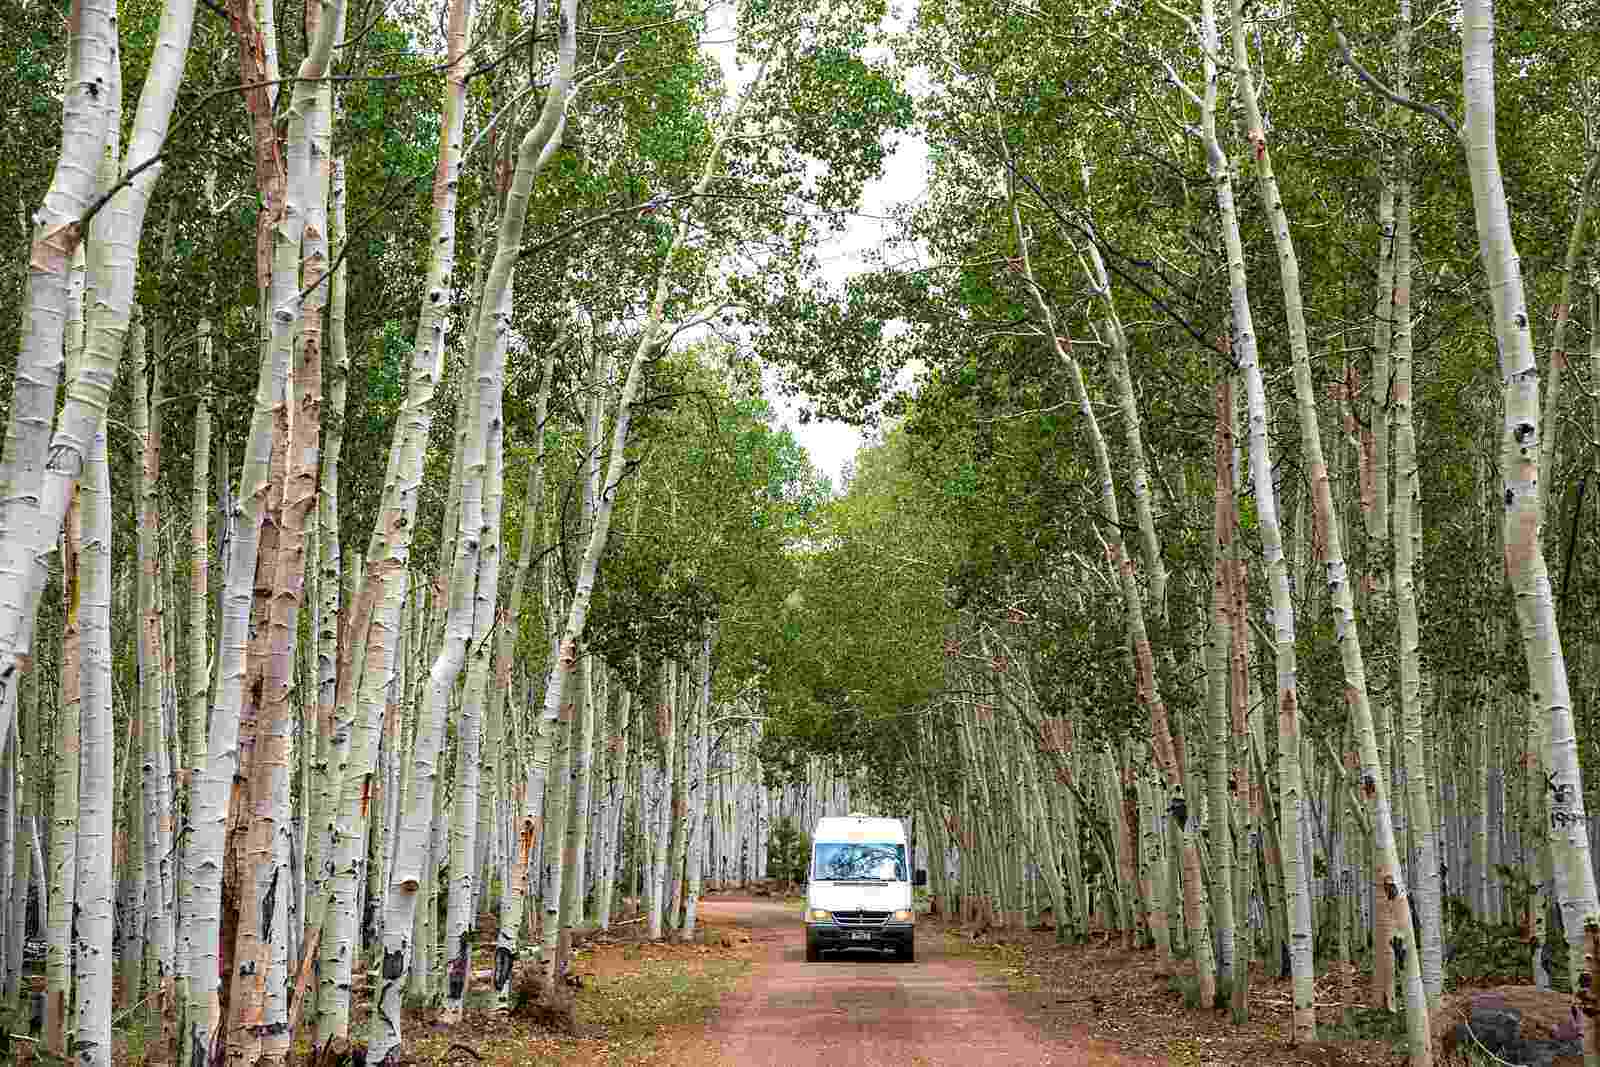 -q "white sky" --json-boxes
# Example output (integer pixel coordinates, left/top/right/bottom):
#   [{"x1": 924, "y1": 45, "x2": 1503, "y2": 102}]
[{"x1": 705, "y1": 4, "x2": 929, "y2": 491}]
